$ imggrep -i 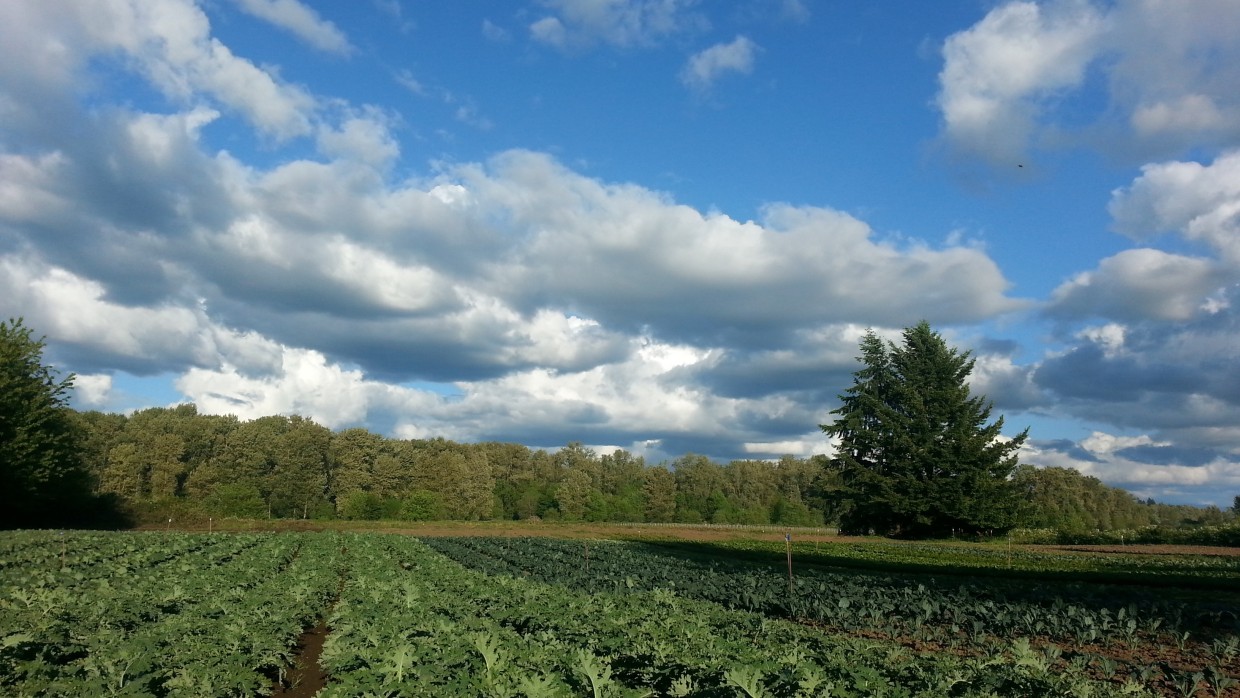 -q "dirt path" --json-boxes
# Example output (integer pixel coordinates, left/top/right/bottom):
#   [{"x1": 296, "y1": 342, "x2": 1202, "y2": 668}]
[{"x1": 271, "y1": 620, "x2": 330, "y2": 698}]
